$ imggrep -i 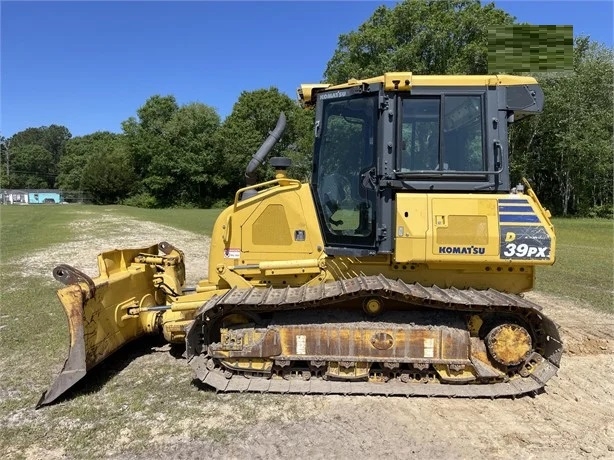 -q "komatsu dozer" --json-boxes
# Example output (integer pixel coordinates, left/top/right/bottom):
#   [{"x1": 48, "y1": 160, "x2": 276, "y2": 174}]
[{"x1": 38, "y1": 72, "x2": 562, "y2": 407}]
